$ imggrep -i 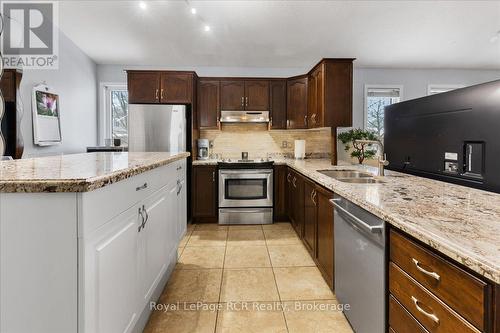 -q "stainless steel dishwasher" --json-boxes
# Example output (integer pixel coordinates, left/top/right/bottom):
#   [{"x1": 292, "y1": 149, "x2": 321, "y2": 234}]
[{"x1": 332, "y1": 194, "x2": 386, "y2": 333}]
